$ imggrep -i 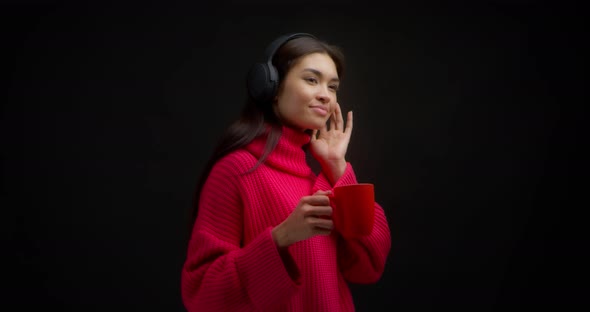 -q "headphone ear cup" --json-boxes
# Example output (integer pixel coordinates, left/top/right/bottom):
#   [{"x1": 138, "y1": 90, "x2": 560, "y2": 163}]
[
  {"x1": 246, "y1": 62, "x2": 278, "y2": 104},
  {"x1": 247, "y1": 32, "x2": 314, "y2": 103}
]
